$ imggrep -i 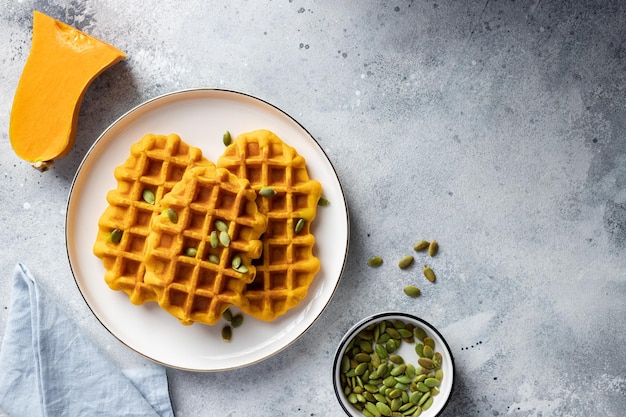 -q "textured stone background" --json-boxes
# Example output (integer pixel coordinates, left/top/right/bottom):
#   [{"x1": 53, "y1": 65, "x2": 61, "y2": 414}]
[{"x1": 1, "y1": 1, "x2": 625, "y2": 416}]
